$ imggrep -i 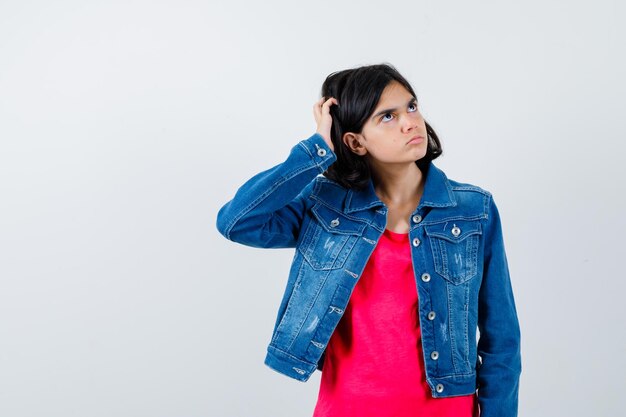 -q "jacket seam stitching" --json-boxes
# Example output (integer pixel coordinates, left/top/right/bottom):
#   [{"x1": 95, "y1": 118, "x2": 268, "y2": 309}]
[
  {"x1": 310, "y1": 200, "x2": 372, "y2": 226},
  {"x1": 298, "y1": 141, "x2": 313, "y2": 157}
]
